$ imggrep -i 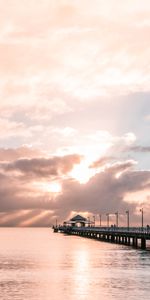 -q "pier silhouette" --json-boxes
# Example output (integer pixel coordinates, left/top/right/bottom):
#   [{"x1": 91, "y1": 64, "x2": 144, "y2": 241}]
[{"x1": 53, "y1": 214, "x2": 150, "y2": 250}]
